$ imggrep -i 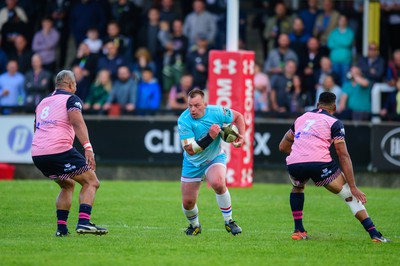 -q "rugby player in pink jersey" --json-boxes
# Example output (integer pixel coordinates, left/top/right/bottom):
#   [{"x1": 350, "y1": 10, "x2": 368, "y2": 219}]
[
  {"x1": 32, "y1": 70, "x2": 107, "y2": 236},
  {"x1": 279, "y1": 91, "x2": 389, "y2": 242}
]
